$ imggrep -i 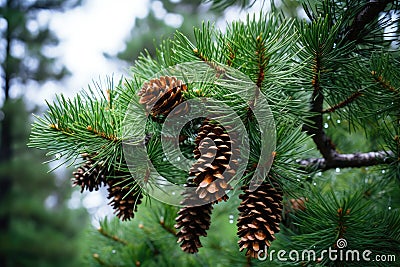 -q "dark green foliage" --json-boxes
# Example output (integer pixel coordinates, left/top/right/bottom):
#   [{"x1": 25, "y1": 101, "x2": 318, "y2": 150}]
[
  {"x1": 287, "y1": 184, "x2": 400, "y2": 266},
  {"x1": 0, "y1": 100, "x2": 87, "y2": 267}
]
